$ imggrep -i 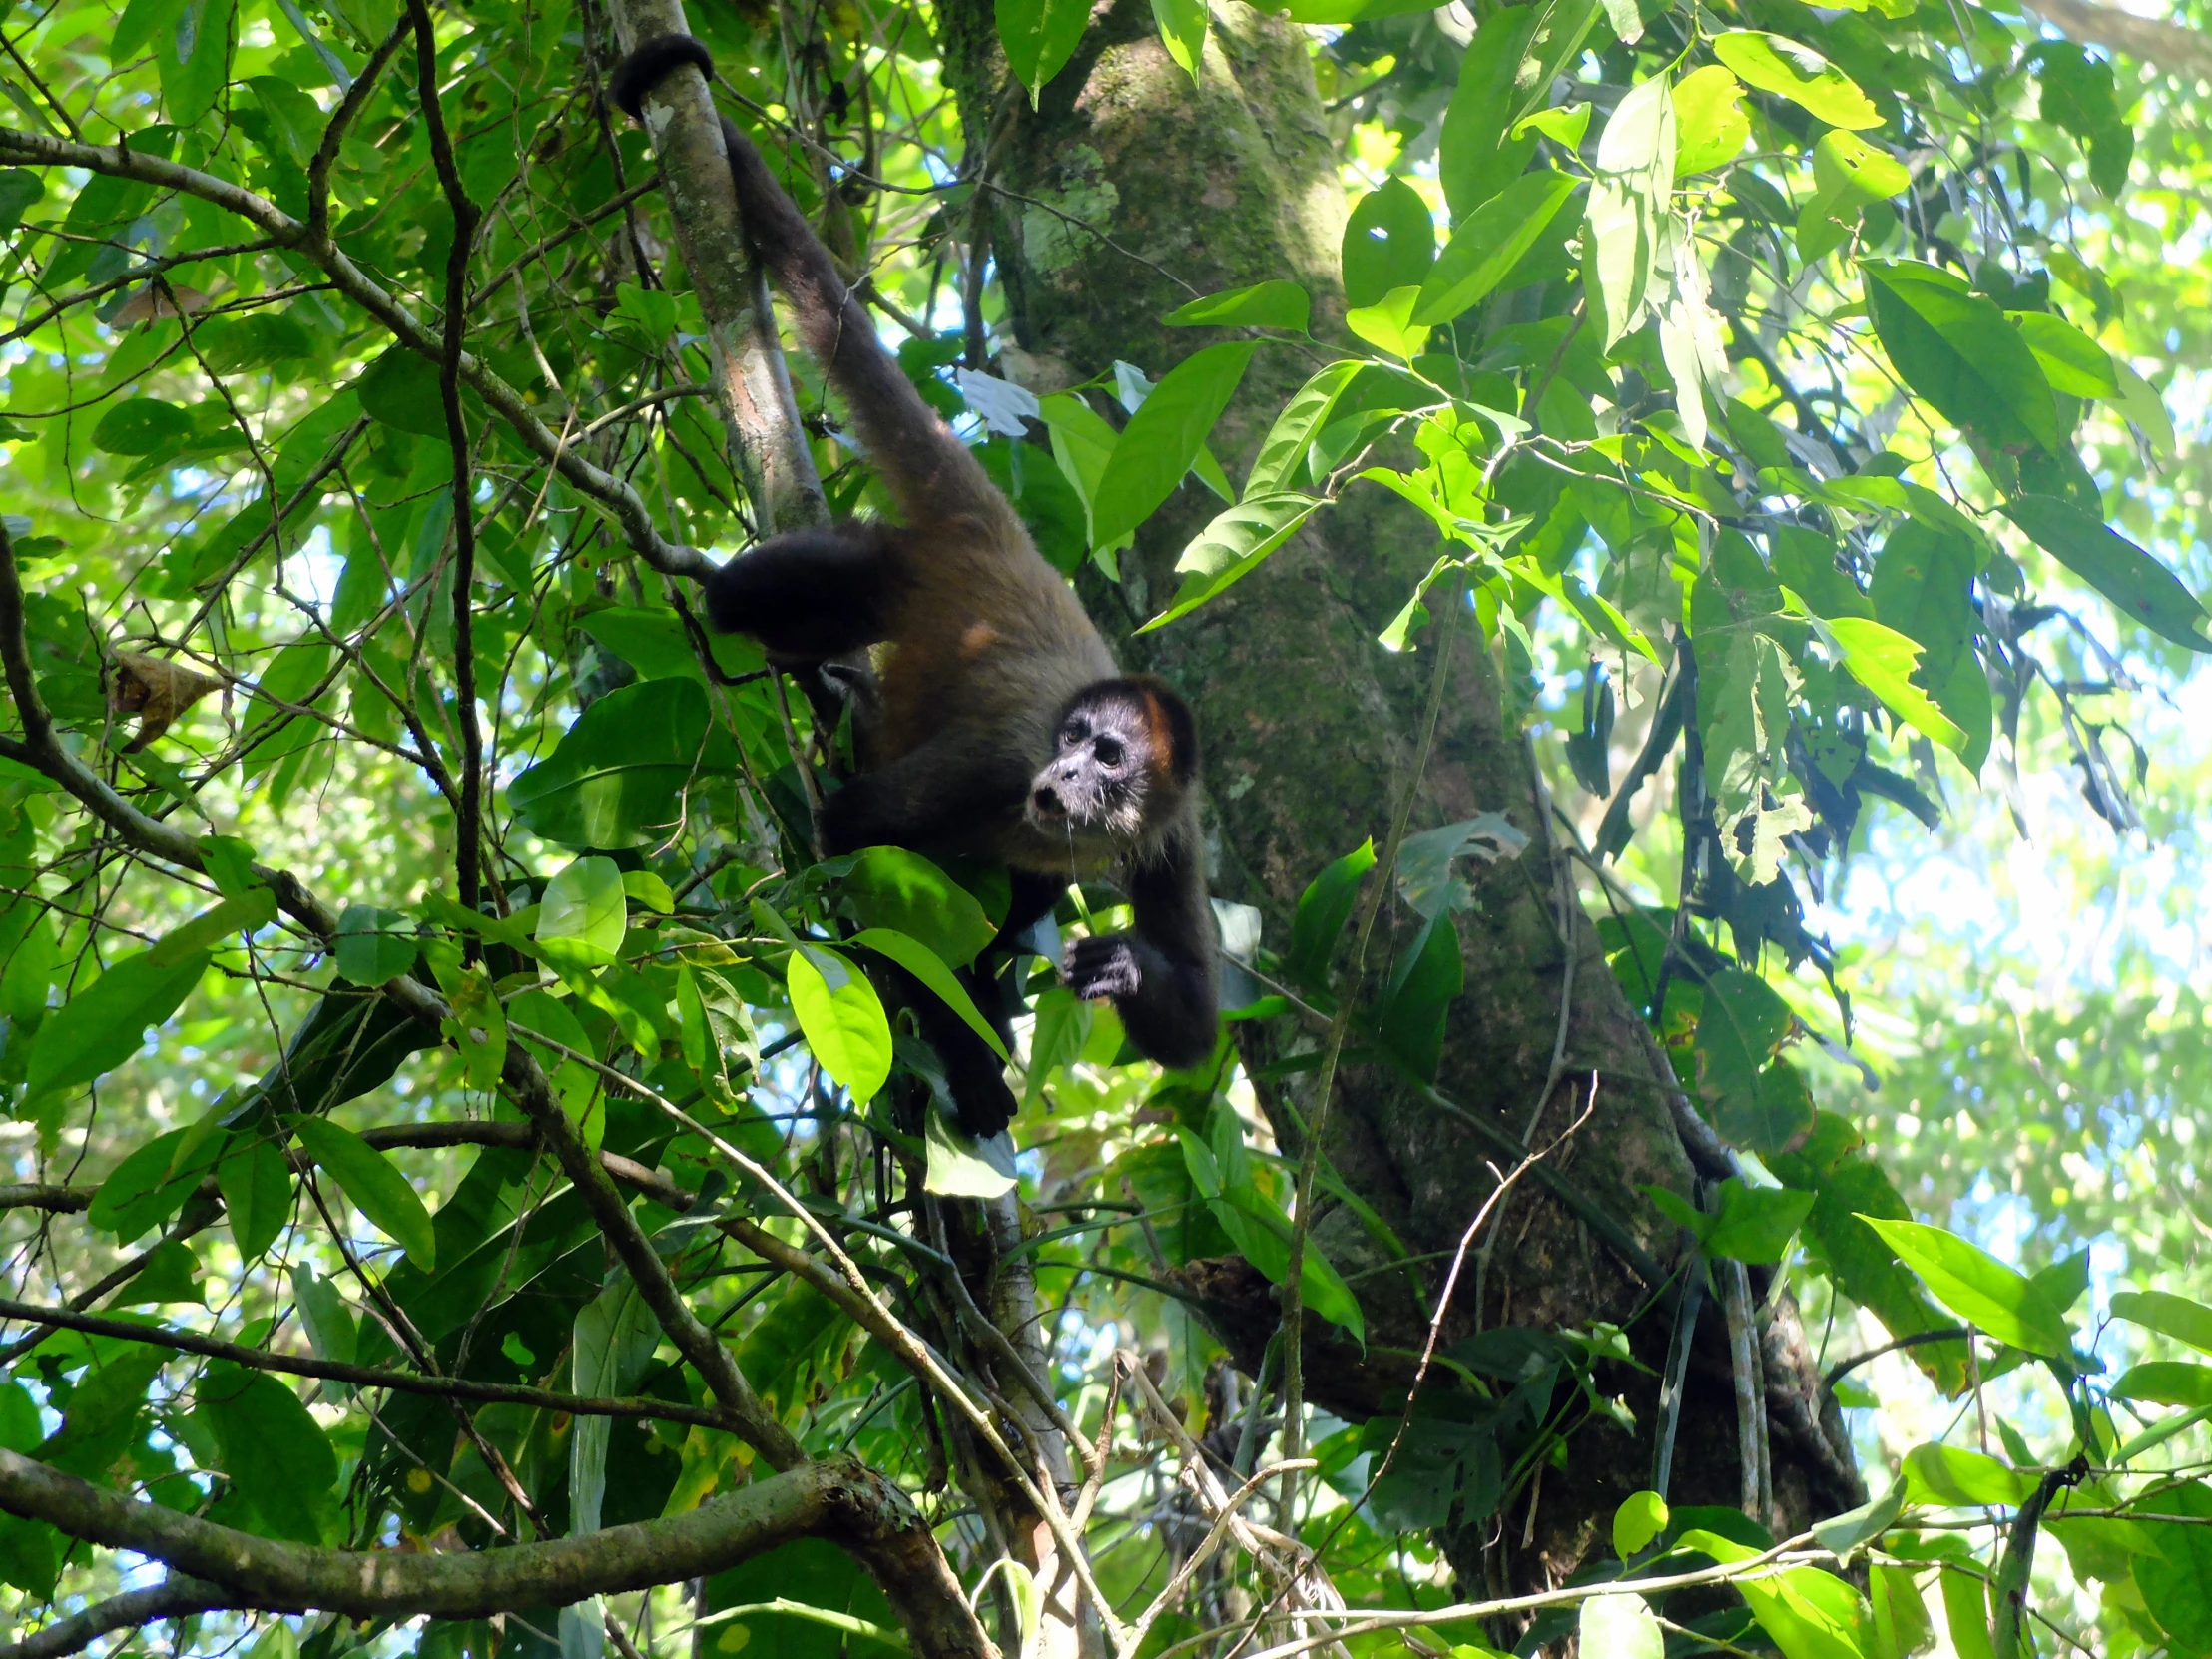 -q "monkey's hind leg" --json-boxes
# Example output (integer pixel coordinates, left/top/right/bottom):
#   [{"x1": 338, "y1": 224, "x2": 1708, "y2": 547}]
[{"x1": 702, "y1": 523, "x2": 904, "y2": 660}]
